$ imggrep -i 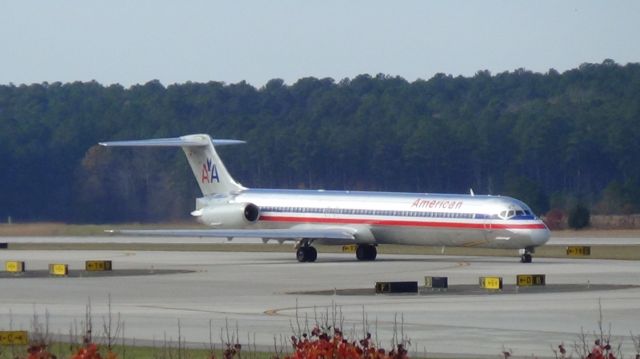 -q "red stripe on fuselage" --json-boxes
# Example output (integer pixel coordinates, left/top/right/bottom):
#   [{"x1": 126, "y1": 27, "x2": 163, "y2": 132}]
[{"x1": 258, "y1": 215, "x2": 547, "y2": 230}]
